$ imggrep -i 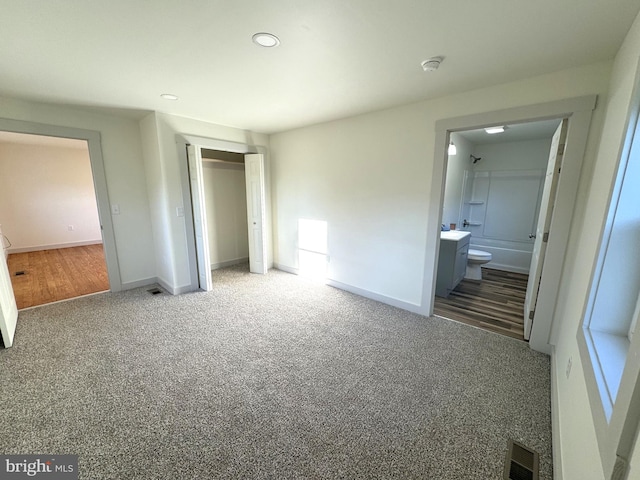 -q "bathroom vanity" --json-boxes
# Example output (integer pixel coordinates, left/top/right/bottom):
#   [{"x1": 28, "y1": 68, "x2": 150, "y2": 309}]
[{"x1": 435, "y1": 230, "x2": 470, "y2": 298}]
